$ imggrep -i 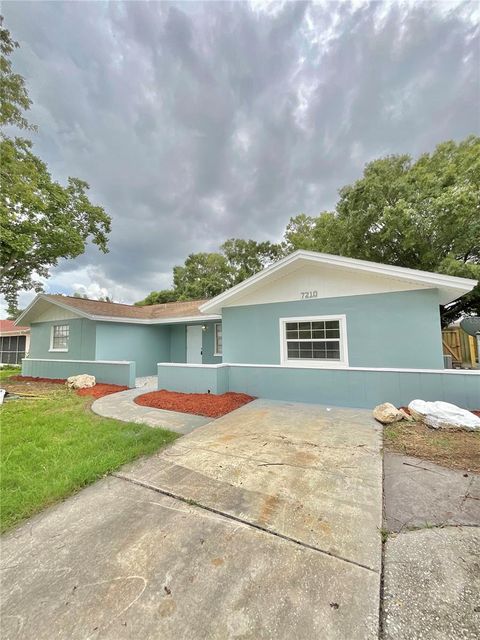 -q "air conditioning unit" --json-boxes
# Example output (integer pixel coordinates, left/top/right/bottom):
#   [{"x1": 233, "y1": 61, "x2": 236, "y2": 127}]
[{"x1": 443, "y1": 354, "x2": 453, "y2": 369}]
